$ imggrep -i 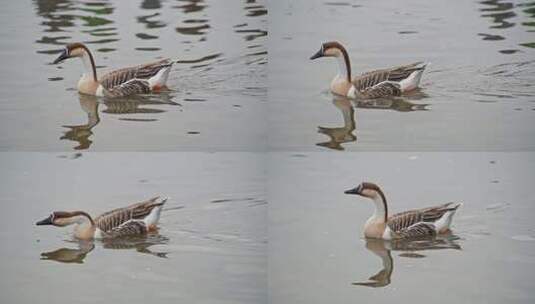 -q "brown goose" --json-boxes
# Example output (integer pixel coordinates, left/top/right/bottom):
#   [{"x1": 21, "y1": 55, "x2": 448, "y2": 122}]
[
  {"x1": 53, "y1": 43, "x2": 174, "y2": 98},
  {"x1": 36, "y1": 197, "x2": 167, "y2": 240},
  {"x1": 344, "y1": 182, "x2": 461, "y2": 239},
  {"x1": 310, "y1": 41, "x2": 427, "y2": 99}
]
